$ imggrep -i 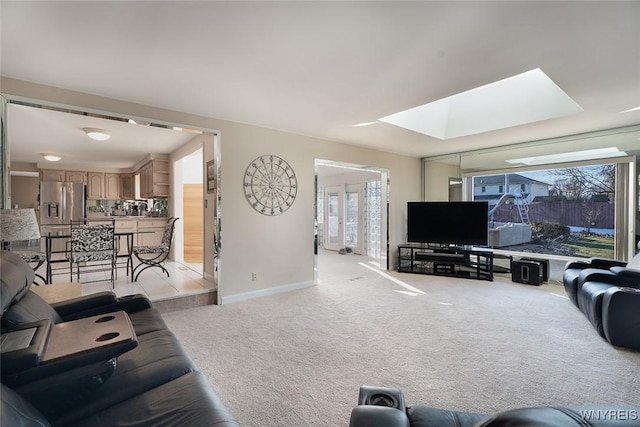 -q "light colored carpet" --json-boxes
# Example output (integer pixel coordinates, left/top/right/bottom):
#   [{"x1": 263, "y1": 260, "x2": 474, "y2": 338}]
[{"x1": 163, "y1": 251, "x2": 640, "y2": 426}]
